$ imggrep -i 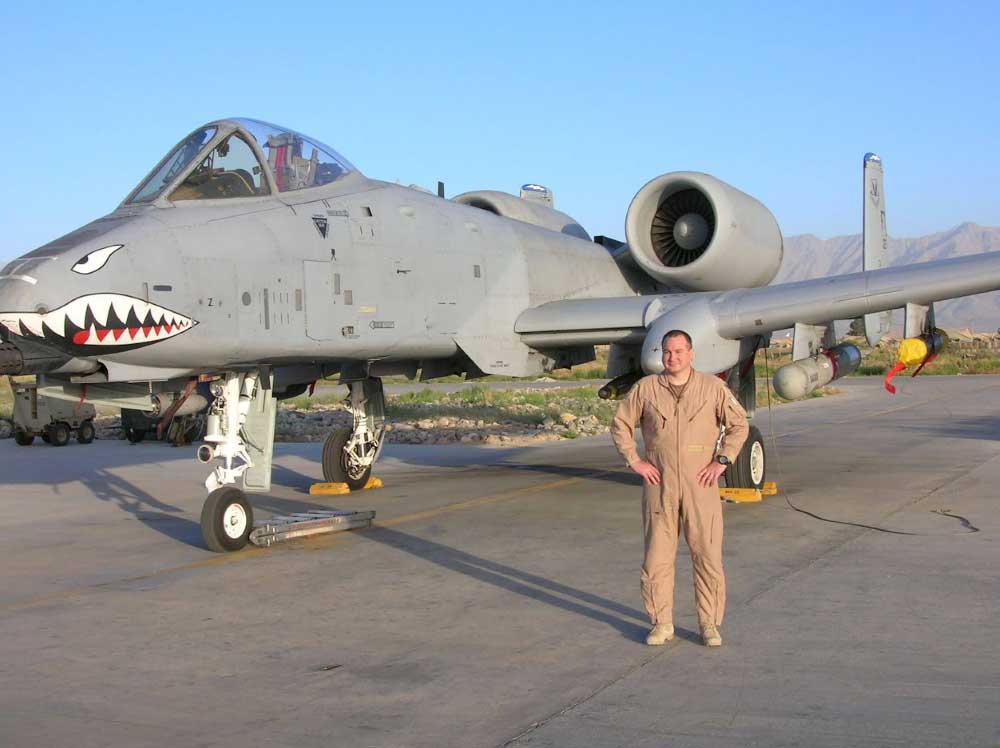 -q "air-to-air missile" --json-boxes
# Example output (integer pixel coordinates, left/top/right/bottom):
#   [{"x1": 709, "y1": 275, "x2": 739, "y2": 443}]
[
  {"x1": 772, "y1": 344, "x2": 862, "y2": 400},
  {"x1": 598, "y1": 371, "x2": 645, "y2": 400}
]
